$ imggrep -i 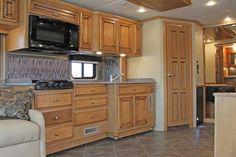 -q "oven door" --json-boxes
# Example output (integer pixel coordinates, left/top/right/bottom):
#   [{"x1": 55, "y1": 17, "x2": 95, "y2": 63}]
[{"x1": 29, "y1": 15, "x2": 67, "y2": 50}]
